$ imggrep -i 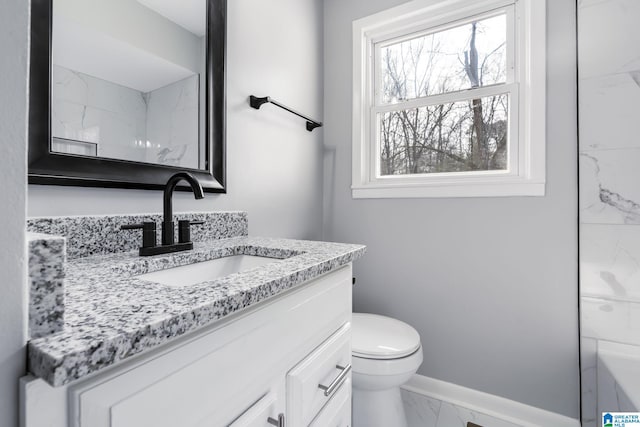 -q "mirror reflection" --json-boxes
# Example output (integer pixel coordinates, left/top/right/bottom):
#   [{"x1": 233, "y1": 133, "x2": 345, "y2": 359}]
[{"x1": 51, "y1": 0, "x2": 206, "y2": 169}]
